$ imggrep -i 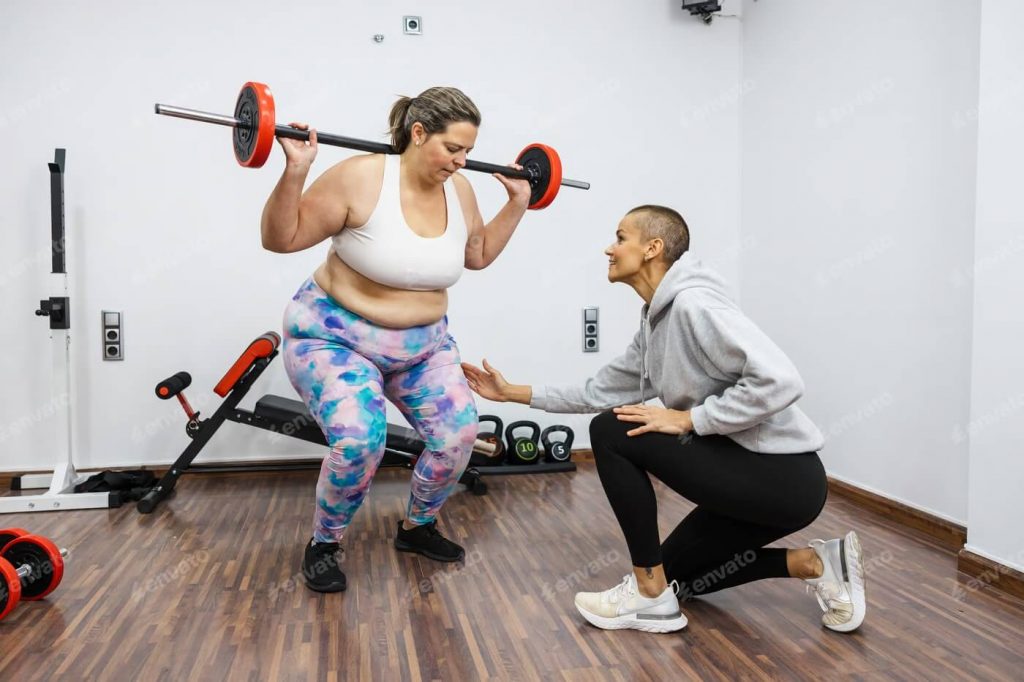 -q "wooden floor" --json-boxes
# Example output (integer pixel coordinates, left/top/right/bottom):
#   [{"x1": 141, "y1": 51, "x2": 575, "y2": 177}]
[{"x1": 1, "y1": 464, "x2": 1023, "y2": 681}]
